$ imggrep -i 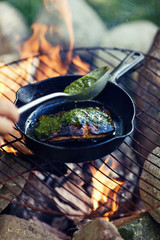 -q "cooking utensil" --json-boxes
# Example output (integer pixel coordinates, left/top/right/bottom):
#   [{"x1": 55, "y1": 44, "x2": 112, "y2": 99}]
[
  {"x1": 15, "y1": 51, "x2": 144, "y2": 163},
  {"x1": 18, "y1": 51, "x2": 144, "y2": 114},
  {"x1": 18, "y1": 67, "x2": 111, "y2": 114}
]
